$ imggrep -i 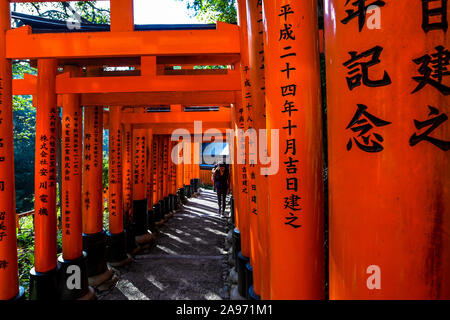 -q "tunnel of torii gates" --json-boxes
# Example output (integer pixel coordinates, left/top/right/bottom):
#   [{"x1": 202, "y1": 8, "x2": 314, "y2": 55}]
[{"x1": 0, "y1": 0, "x2": 449, "y2": 301}]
